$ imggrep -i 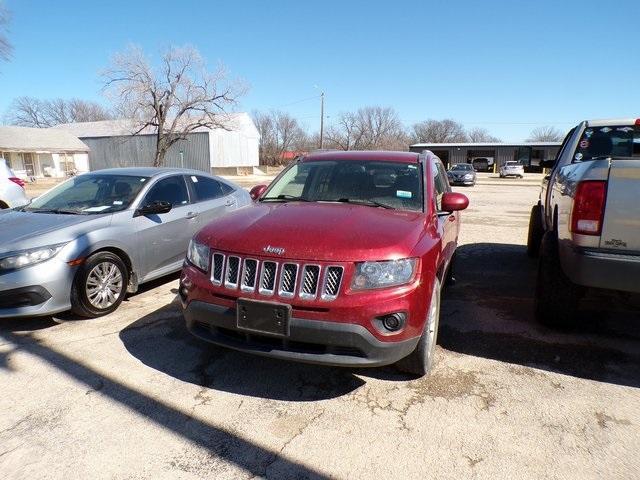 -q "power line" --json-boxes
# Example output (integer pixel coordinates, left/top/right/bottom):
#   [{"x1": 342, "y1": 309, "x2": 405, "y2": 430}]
[{"x1": 274, "y1": 94, "x2": 322, "y2": 109}]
